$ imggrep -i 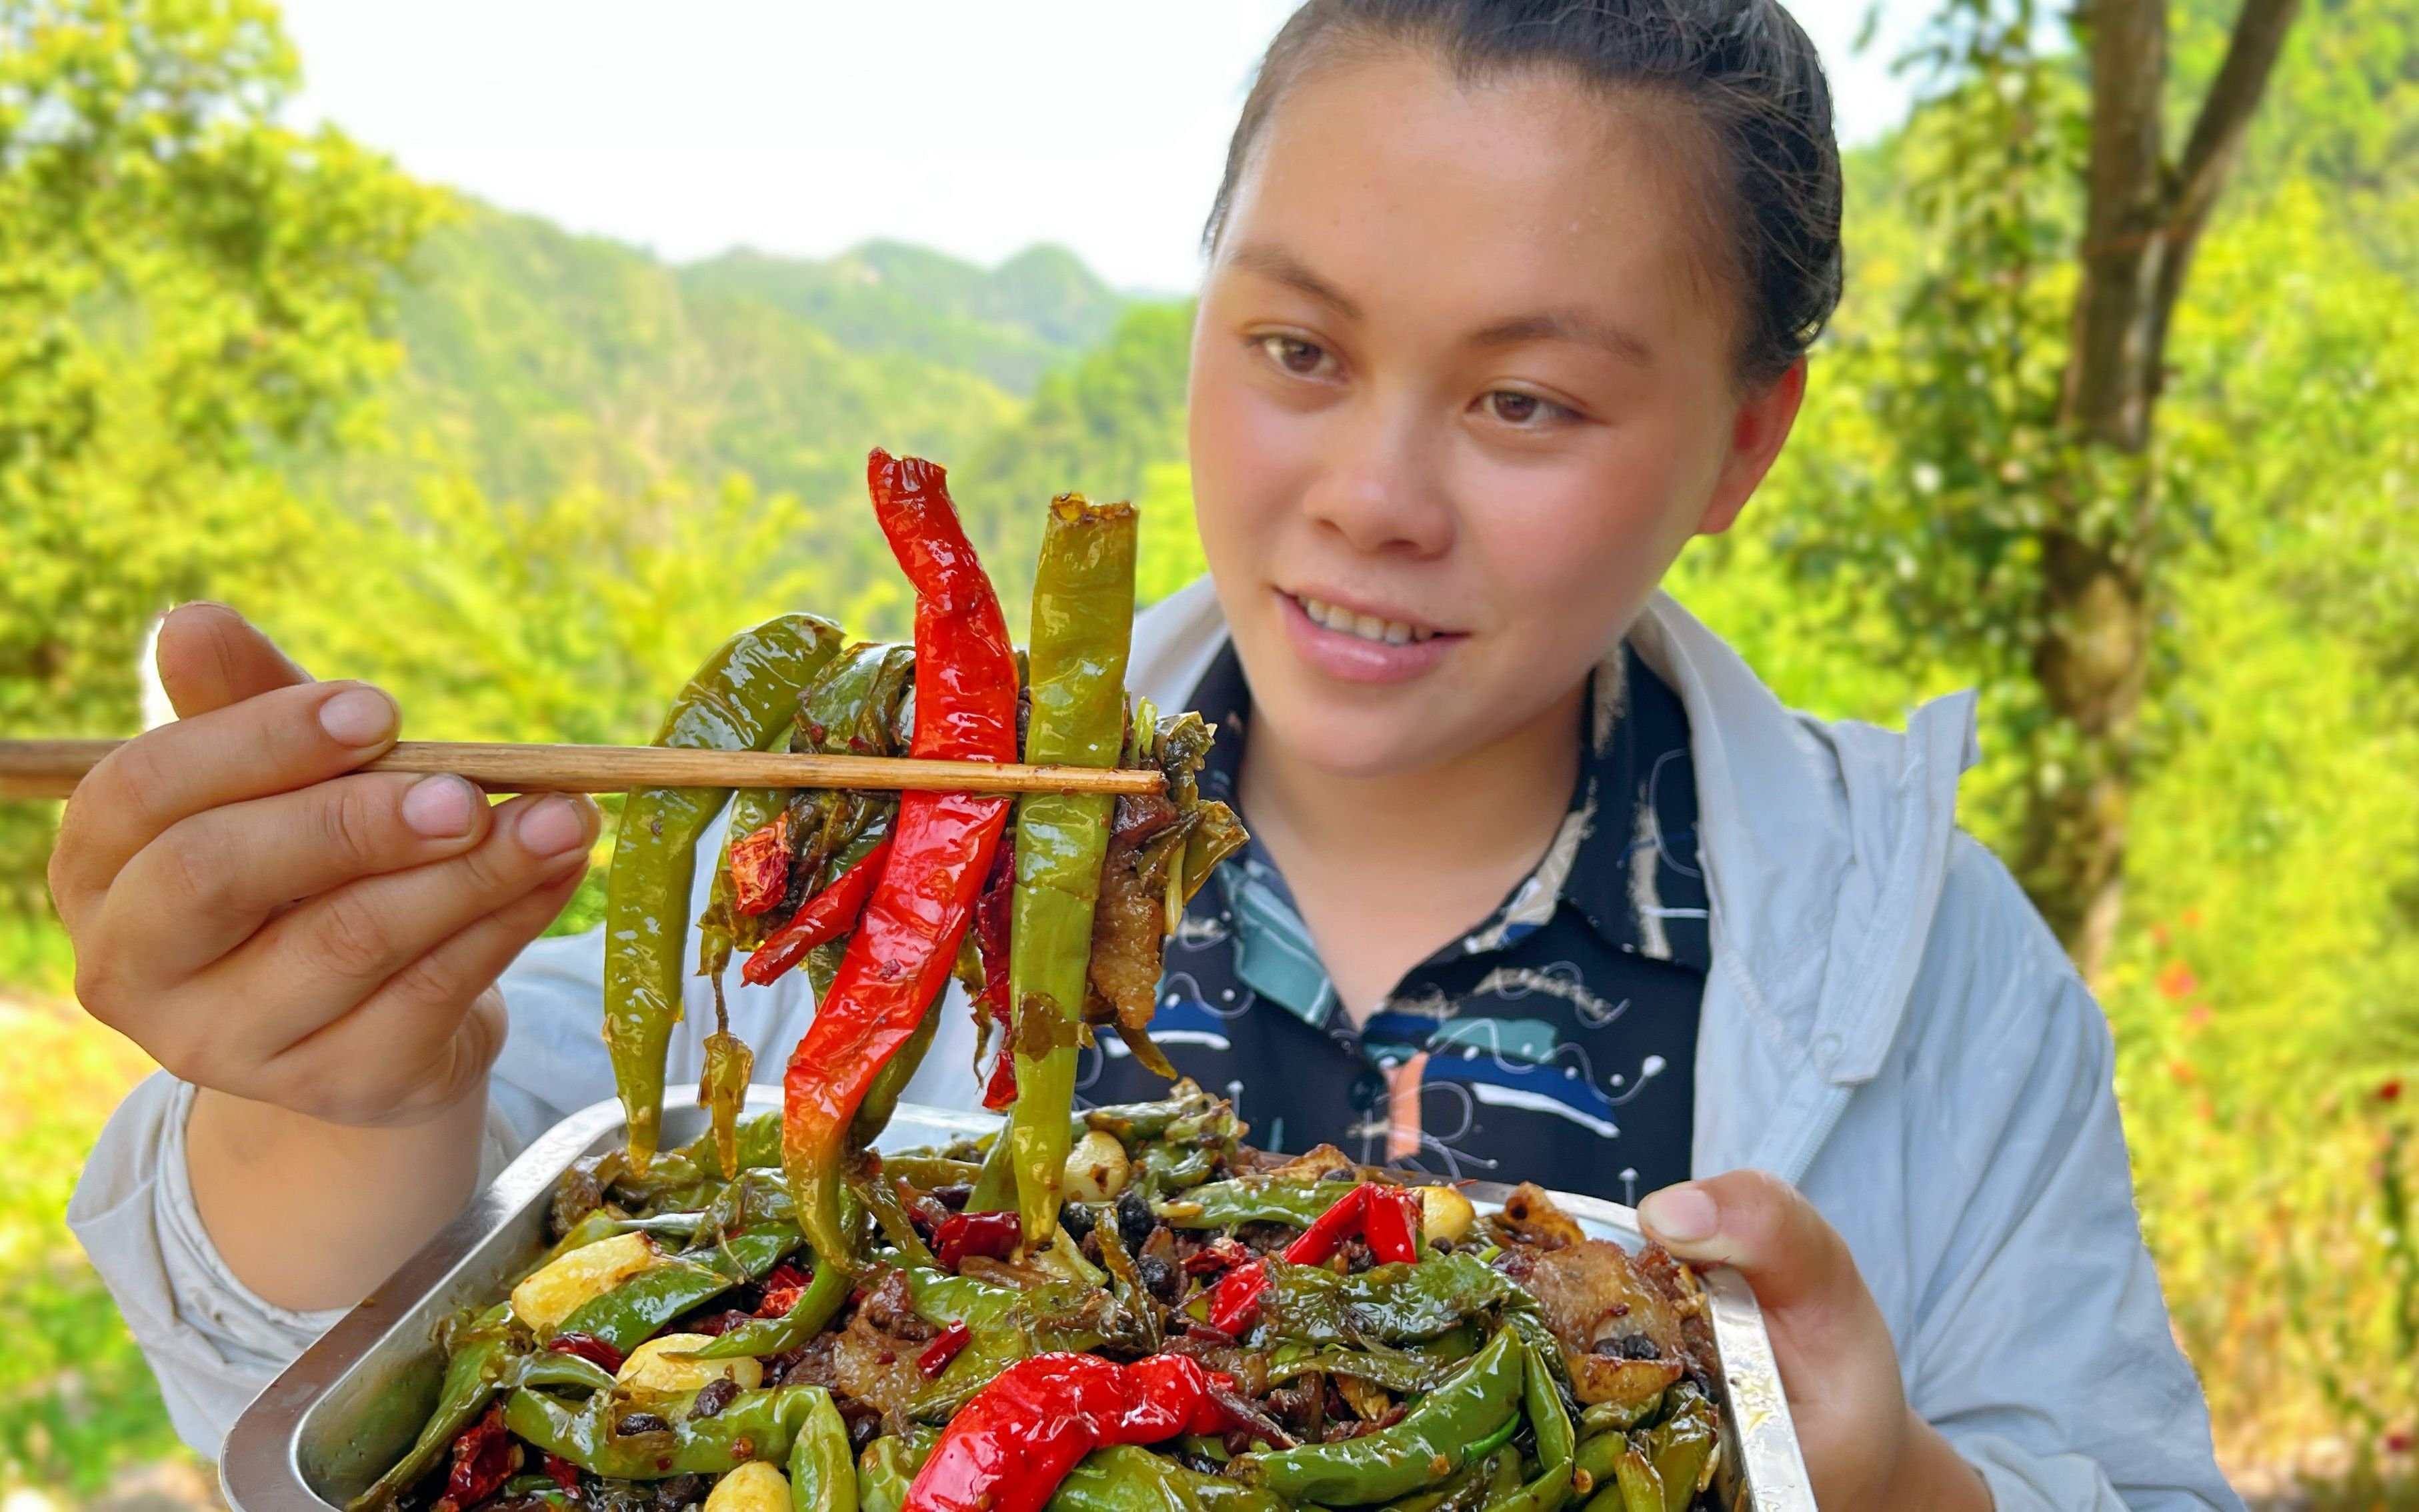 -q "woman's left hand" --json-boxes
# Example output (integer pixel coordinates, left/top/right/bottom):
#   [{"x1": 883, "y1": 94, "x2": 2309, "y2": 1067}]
[{"x1": 1638, "y1": 1170, "x2": 1994, "y2": 1511}]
